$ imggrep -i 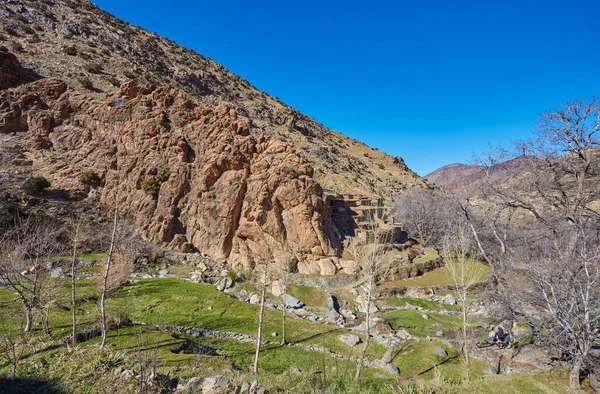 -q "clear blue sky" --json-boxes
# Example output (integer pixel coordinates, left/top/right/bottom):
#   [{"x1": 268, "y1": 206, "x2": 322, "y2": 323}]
[{"x1": 94, "y1": 0, "x2": 600, "y2": 175}]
